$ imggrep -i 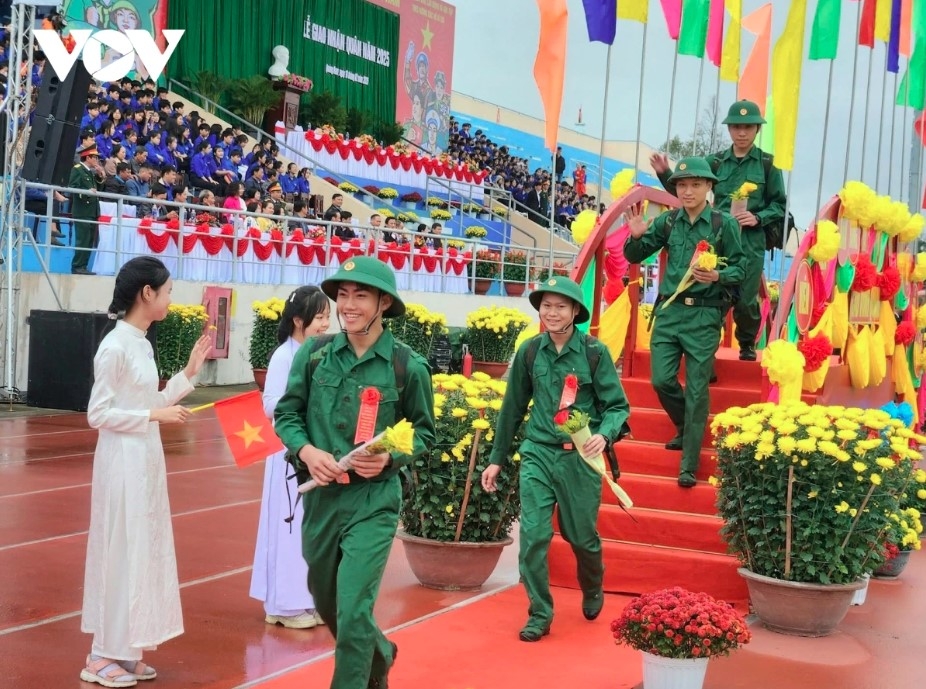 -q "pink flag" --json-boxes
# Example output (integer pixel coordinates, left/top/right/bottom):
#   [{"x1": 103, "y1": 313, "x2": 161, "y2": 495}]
[
  {"x1": 706, "y1": 0, "x2": 725, "y2": 66},
  {"x1": 660, "y1": 0, "x2": 683, "y2": 40}
]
